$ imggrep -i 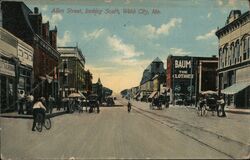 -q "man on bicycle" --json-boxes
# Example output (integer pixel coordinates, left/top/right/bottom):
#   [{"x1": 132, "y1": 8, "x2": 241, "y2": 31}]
[{"x1": 32, "y1": 97, "x2": 47, "y2": 131}]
